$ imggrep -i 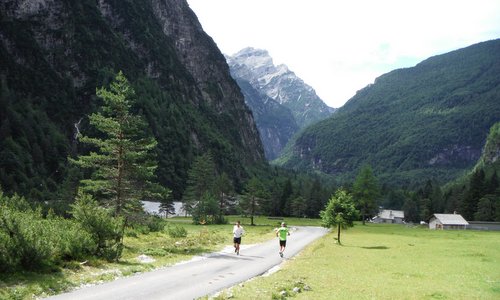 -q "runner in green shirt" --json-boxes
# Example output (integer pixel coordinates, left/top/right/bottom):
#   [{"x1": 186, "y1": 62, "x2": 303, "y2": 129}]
[{"x1": 276, "y1": 222, "x2": 290, "y2": 257}]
